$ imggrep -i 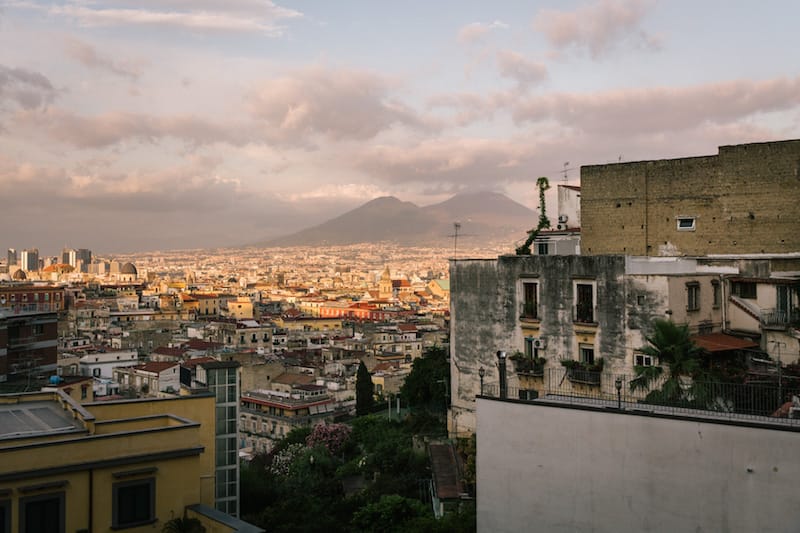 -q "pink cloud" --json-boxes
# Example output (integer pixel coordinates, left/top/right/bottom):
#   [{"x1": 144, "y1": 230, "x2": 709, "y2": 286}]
[
  {"x1": 496, "y1": 50, "x2": 548, "y2": 87},
  {"x1": 512, "y1": 77, "x2": 800, "y2": 134},
  {"x1": 533, "y1": 0, "x2": 659, "y2": 59},
  {"x1": 247, "y1": 66, "x2": 436, "y2": 144}
]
